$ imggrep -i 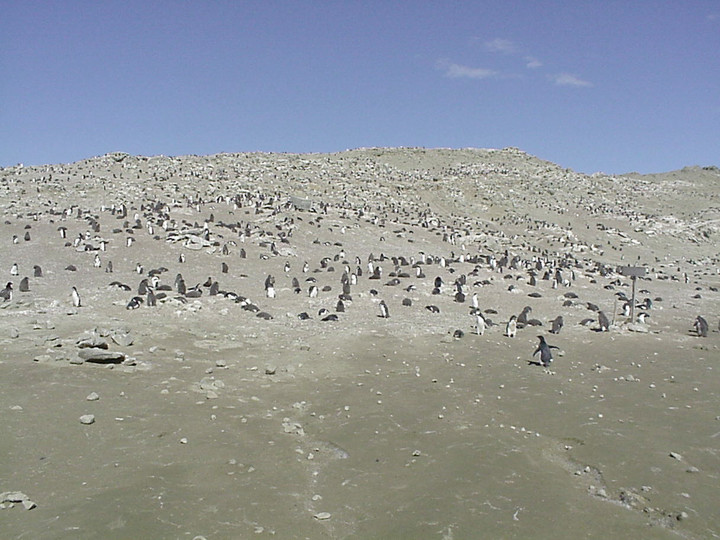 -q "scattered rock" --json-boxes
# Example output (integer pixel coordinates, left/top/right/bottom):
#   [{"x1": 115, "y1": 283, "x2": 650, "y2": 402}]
[
  {"x1": 76, "y1": 334, "x2": 109, "y2": 349},
  {"x1": 79, "y1": 414, "x2": 95, "y2": 425},
  {"x1": 282, "y1": 419, "x2": 305, "y2": 436},
  {"x1": 77, "y1": 350, "x2": 125, "y2": 364},
  {"x1": 110, "y1": 332, "x2": 134, "y2": 347},
  {"x1": 1, "y1": 492, "x2": 36, "y2": 510}
]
